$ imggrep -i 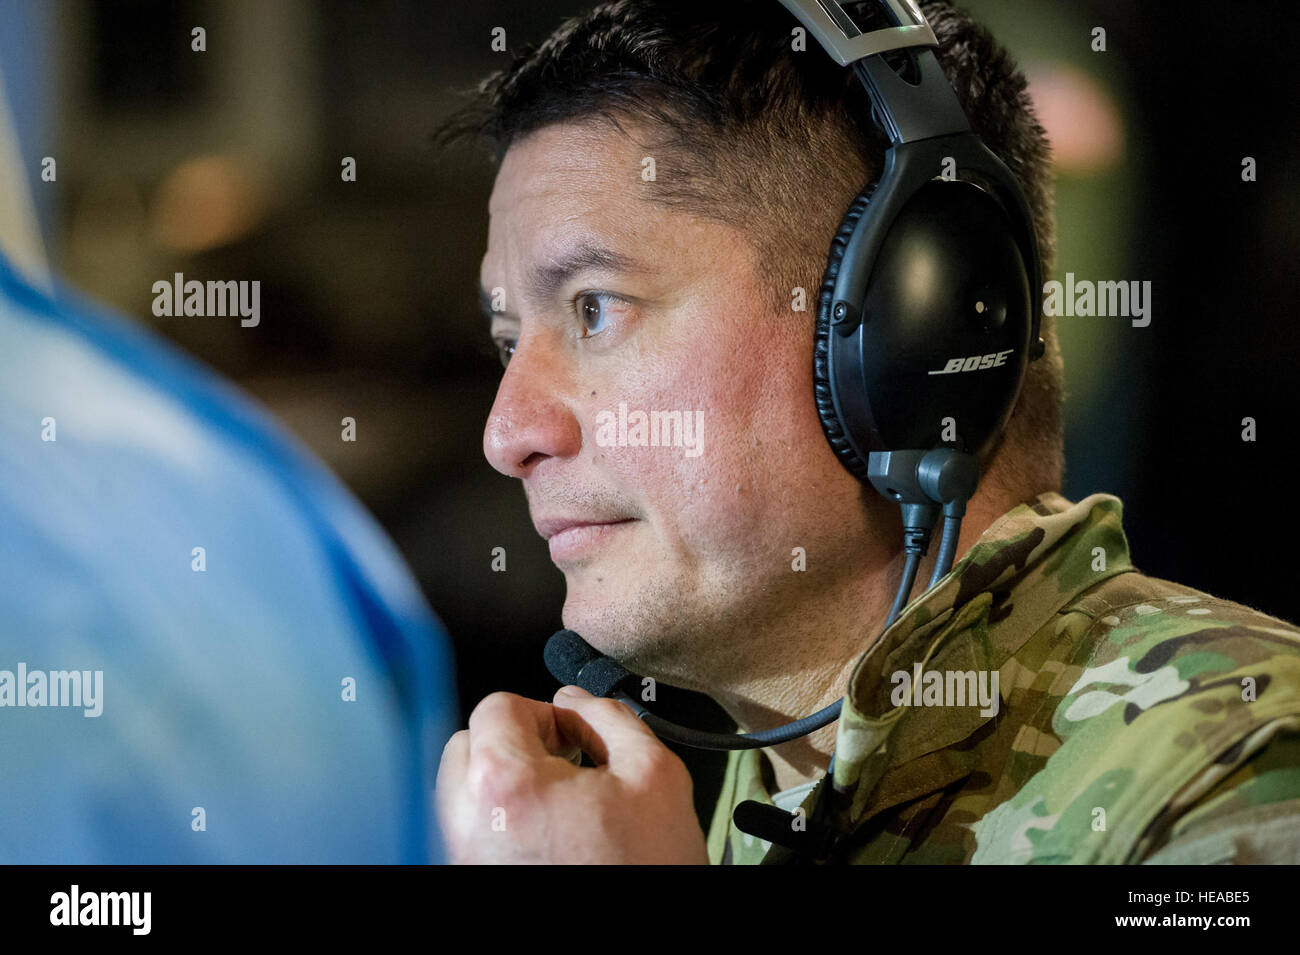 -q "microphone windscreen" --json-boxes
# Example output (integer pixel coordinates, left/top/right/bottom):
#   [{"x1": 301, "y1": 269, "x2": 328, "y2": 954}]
[
  {"x1": 543, "y1": 630, "x2": 635, "y2": 697},
  {"x1": 544, "y1": 630, "x2": 600, "y2": 684}
]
